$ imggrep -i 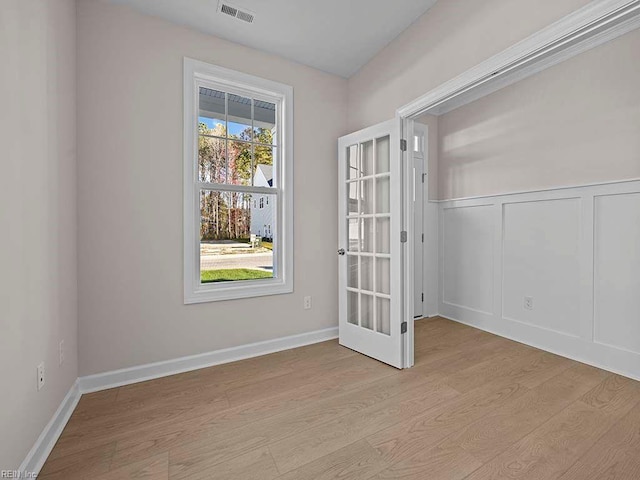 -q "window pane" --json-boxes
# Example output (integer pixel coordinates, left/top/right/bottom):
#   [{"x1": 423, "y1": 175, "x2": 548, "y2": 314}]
[
  {"x1": 348, "y1": 291, "x2": 358, "y2": 325},
  {"x1": 228, "y1": 93, "x2": 253, "y2": 141},
  {"x1": 361, "y1": 217, "x2": 374, "y2": 253},
  {"x1": 200, "y1": 191, "x2": 275, "y2": 283},
  {"x1": 361, "y1": 256, "x2": 373, "y2": 292},
  {"x1": 347, "y1": 218, "x2": 359, "y2": 252},
  {"x1": 347, "y1": 254, "x2": 358, "y2": 288},
  {"x1": 376, "y1": 136, "x2": 390, "y2": 173},
  {"x1": 376, "y1": 176, "x2": 390, "y2": 213},
  {"x1": 376, "y1": 217, "x2": 390, "y2": 254},
  {"x1": 347, "y1": 144, "x2": 359, "y2": 180},
  {"x1": 198, "y1": 87, "x2": 226, "y2": 136},
  {"x1": 227, "y1": 140, "x2": 252, "y2": 186},
  {"x1": 361, "y1": 294, "x2": 374, "y2": 331},
  {"x1": 376, "y1": 257, "x2": 390, "y2": 295},
  {"x1": 348, "y1": 181, "x2": 359, "y2": 215},
  {"x1": 361, "y1": 140, "x2": 374, "y2": 176},
  {"x1": 254, "y1": 145, "x2": 274, "y2": 187},
  {"x1": 361, "y1": 179, "x2": 374, "y2": 214},
  {"x1": 377, "y1": 297, "x2": 390, "y2": 335},
  {"x1": 198, "y1": 136, "x2": 227, "y2": 183},
  {"x1": 253, "y1": 100, "x2": 276, "y2": 144}
]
